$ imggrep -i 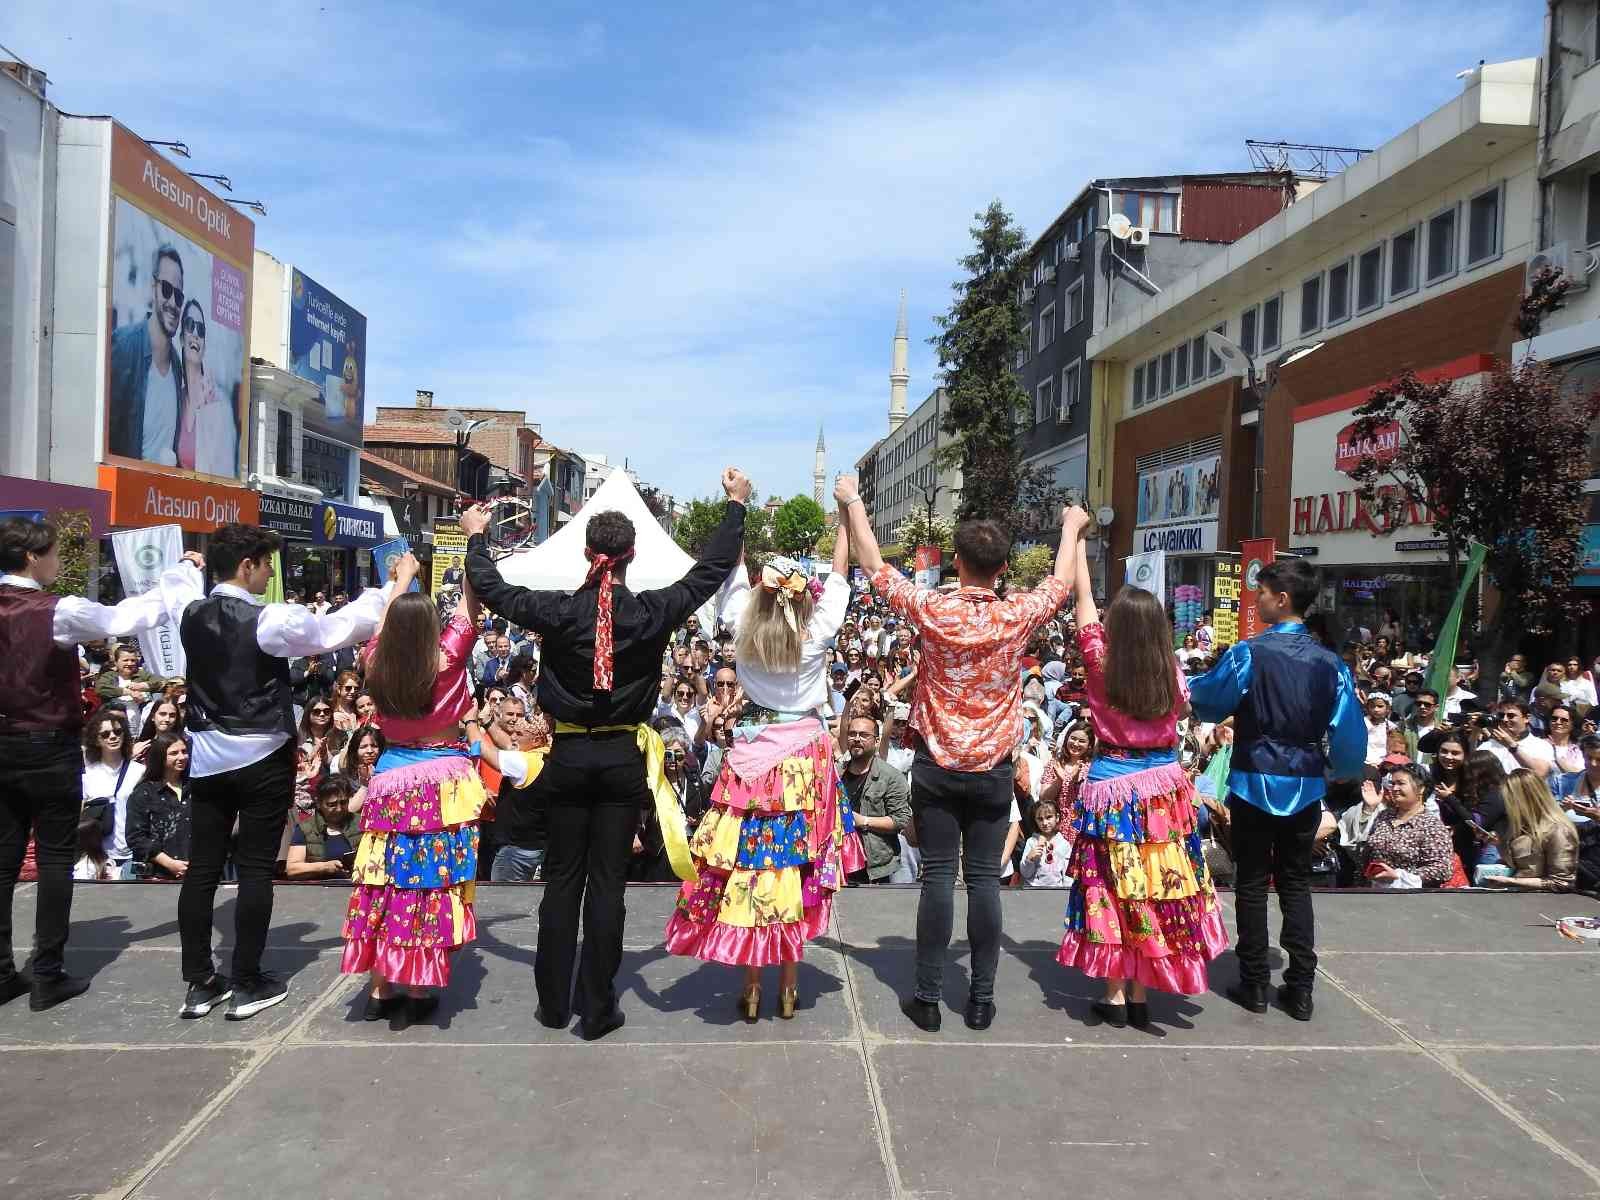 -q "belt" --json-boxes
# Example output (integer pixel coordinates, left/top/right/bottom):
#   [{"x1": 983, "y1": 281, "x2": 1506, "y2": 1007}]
[
  {"x1": 552, "y1": 721, "x2": 698, "y2": 883},
  {"x1": 1097, "y1": 742, "x2": 1176, "y2": 759}
]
